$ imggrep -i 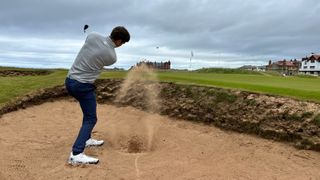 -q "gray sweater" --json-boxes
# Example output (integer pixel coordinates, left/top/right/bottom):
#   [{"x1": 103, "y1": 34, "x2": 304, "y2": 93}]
[{"x1": 67, "y1": 32, "x2": 117, "y2": 83}]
